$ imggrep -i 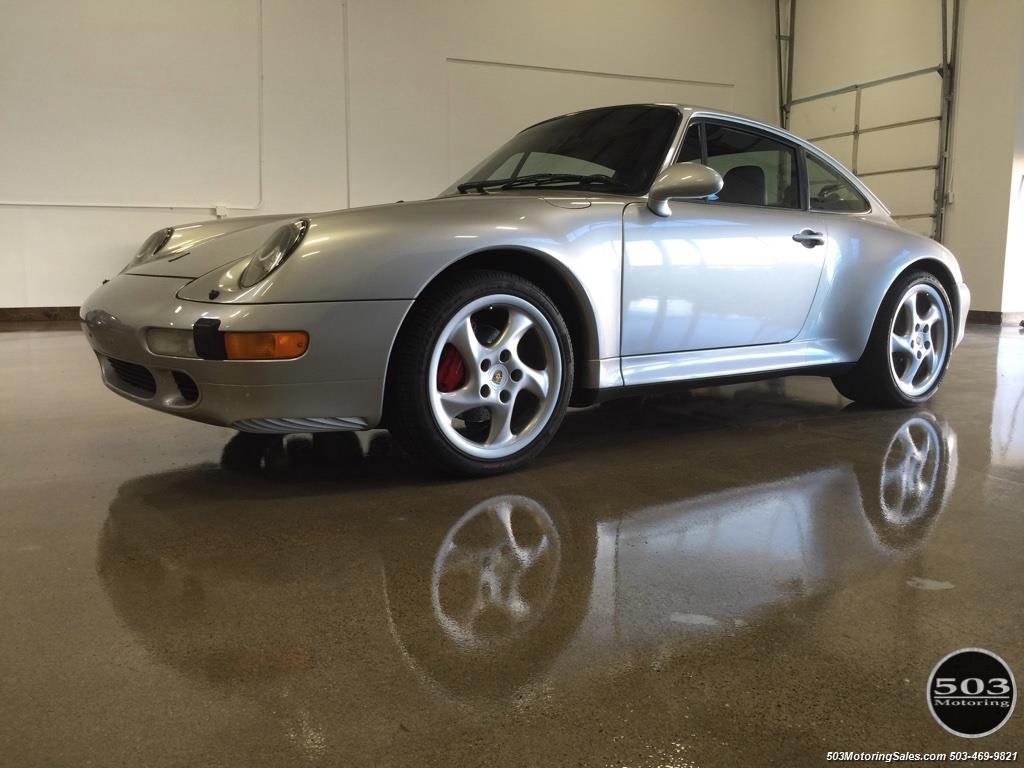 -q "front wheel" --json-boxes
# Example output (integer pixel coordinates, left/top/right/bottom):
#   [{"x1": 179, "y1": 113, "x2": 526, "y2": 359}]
[
  {"x1": 387, "y1": 270, "x2": 573, "y2": 476},
  {"x1": 832, "y1": 270, "x2": 953, "y2": 407}
]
